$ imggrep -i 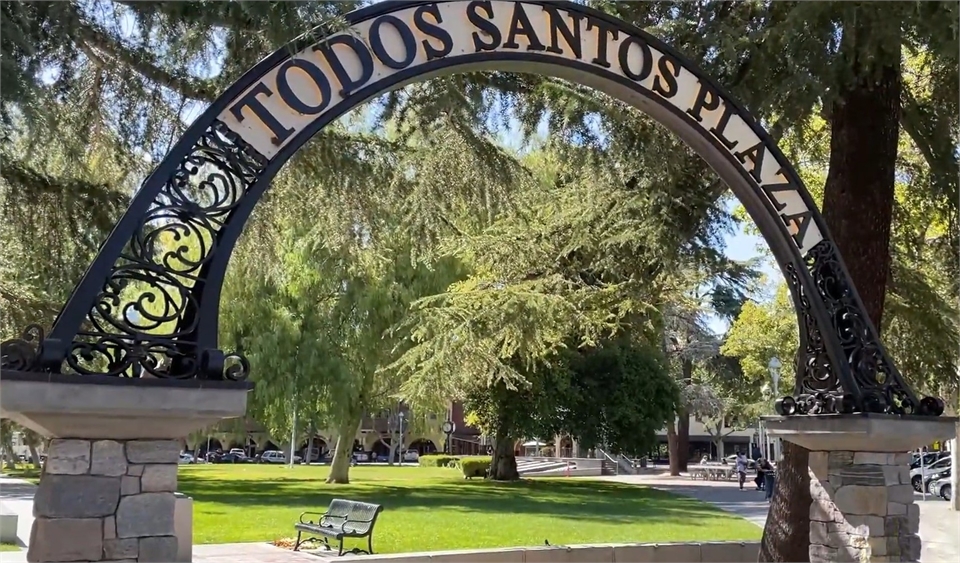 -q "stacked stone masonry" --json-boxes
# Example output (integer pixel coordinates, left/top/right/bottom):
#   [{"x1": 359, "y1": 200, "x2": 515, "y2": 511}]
[
  {"x1": 808, "y1": 451, "x2": 920, "y2": 563},
  {"x1": 29, "y1": 438, "x2": 180, "y2": 563}
]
